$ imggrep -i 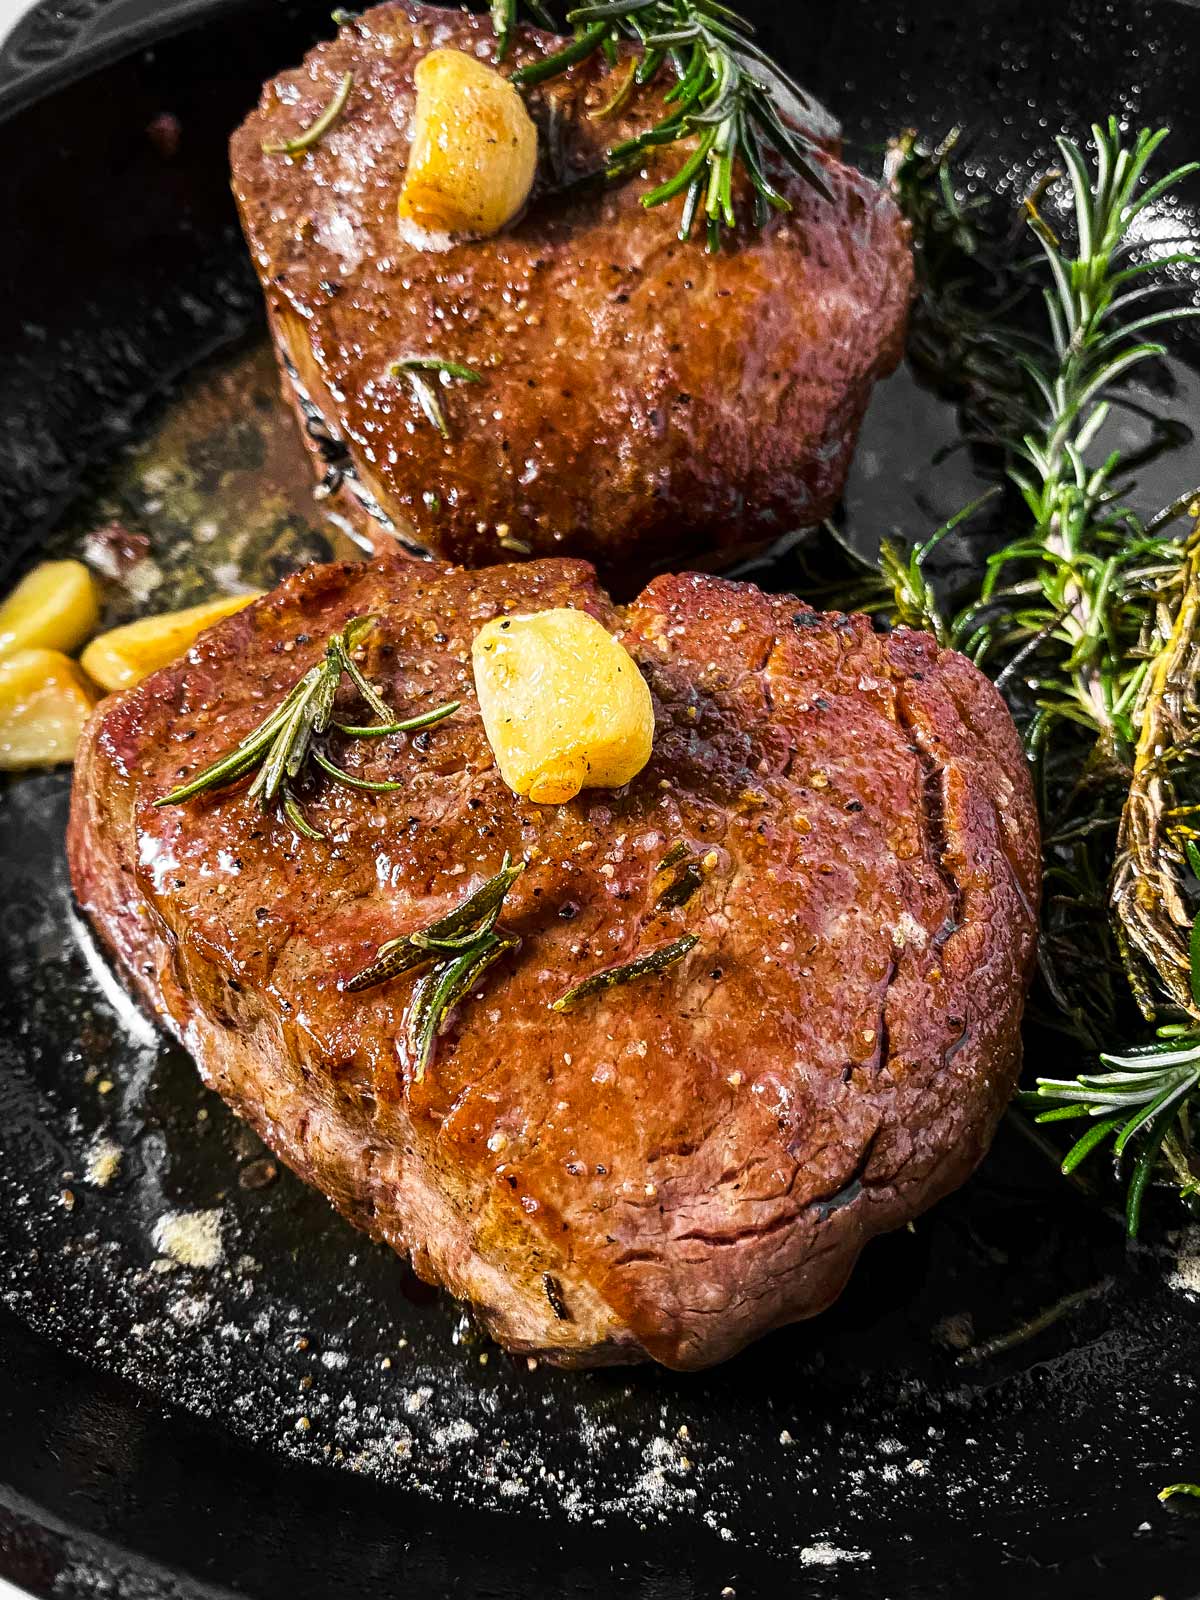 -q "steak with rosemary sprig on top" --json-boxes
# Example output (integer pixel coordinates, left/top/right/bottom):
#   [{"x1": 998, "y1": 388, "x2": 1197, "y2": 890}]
[
  {"x1": 229, "y1": 1, "x2": 914, "y2": 575},
  {"x1": 68, "y1": 555, "x2": 1040, "y2": 1369}
]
